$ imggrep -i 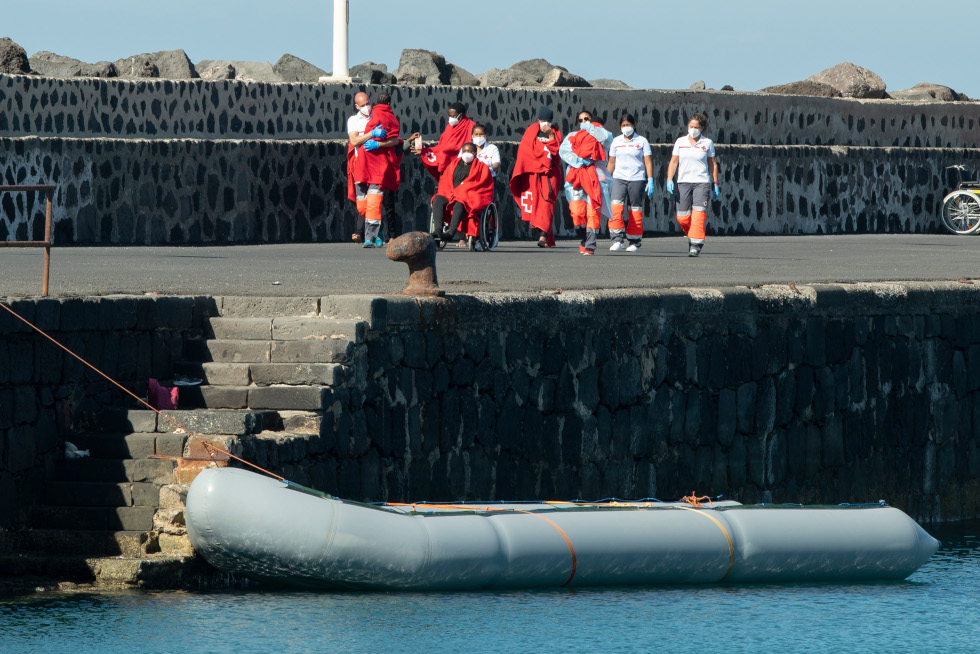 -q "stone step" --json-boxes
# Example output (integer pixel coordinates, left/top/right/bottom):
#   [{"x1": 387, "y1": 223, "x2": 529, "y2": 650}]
[
  {"x1": 176, "y1": 361, "x2": 347, "y2": 387},
  {"x1": 270, "y1": 317, "x2": 366, "y2": 343},
  {"x1": 247, "y1": 385, "x2": 335, "y2": 411},
  {"x1": 87, "y1": 409, "x2": 159, "y2": 434},
  {"x1": 185, "y1": 338, "x2": 272, "y2": 363},
  {"x1": 178, "y1": 385, "x2": 250, "y2": 410},
  {"x1": 1, "y1": 529, "x2": 157, "y2": 557},
  {"x1": 183, "y1": 337, "x2": 356, "y2": 364},
  {"x1": 46, "y1": 481, "x2": 161, "y2": 507},
  {"x1": 206, "y1": 317, "x2": 366, "y2": 343},
  {"x1": 67, "y1": 433, "x2": 187, "y2": 459},
  {"x1": 0, "y1": 553, "x2": 198, "y2": 588},
  {"x1": 31, "y1": 506, "x2": 158, "y2": 531},
  {"x1": 54, "y1": 458, "x2": 177, "y2": 484},
  {"x1": 156, "y1": 409, "x2": 263, "y2": 435}
]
